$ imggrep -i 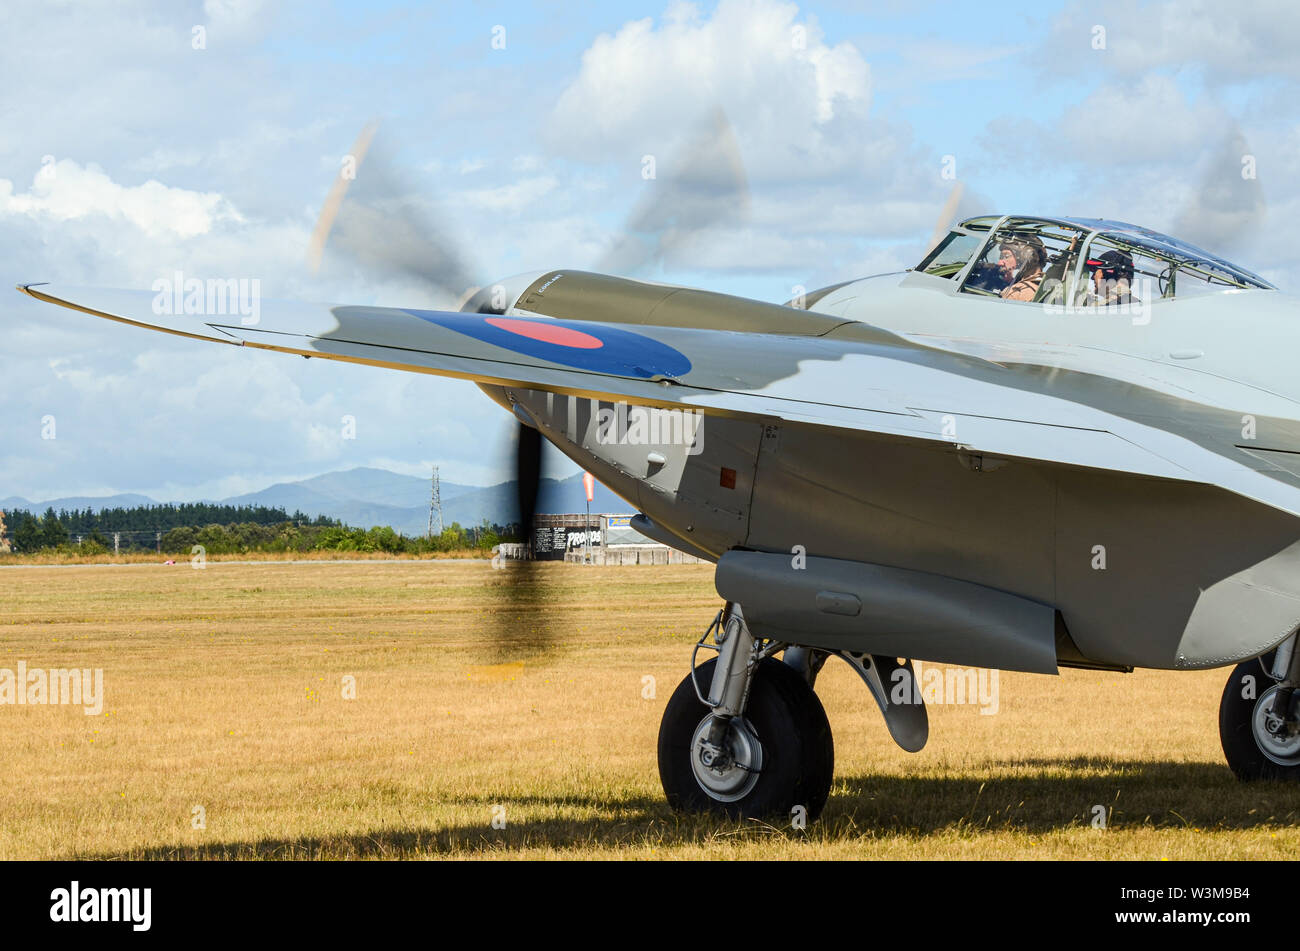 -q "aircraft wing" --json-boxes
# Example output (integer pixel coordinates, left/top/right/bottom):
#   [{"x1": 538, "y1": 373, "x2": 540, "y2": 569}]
[{"x1": 20, "y1": 282, "x2": 1300, "y2": 519}]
